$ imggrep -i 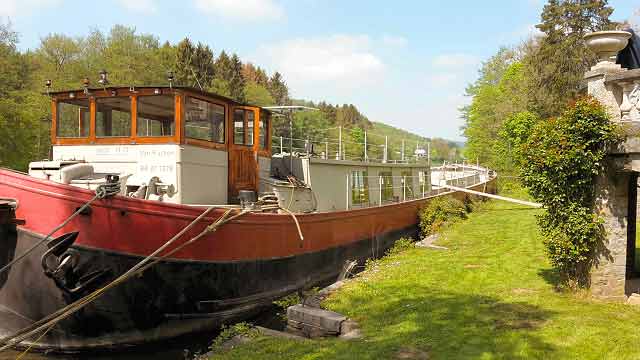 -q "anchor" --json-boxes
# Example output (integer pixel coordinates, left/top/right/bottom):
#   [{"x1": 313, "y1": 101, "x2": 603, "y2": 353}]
[{"x1": 41, "y1": 232, "x2": 111, "y2": 296}]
